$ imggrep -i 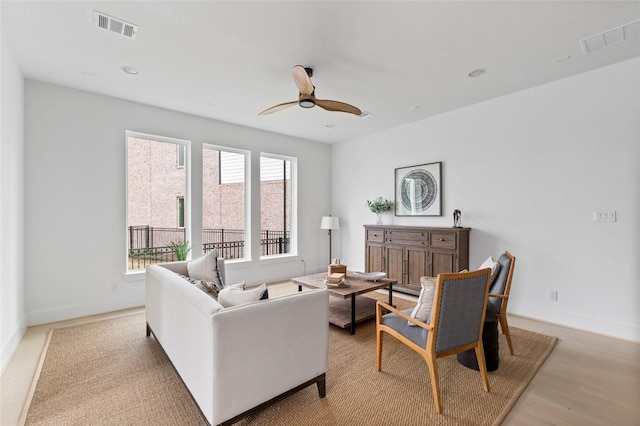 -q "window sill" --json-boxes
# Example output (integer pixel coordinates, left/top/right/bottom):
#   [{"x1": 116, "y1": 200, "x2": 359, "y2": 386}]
[{"x1": 123, "y1": 270, "x2": 145, "y2": 282}]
